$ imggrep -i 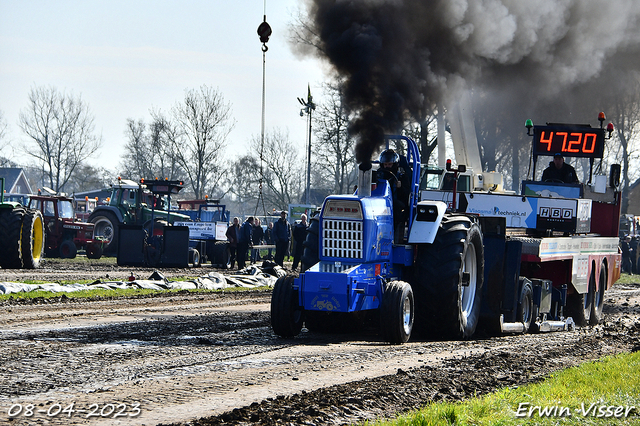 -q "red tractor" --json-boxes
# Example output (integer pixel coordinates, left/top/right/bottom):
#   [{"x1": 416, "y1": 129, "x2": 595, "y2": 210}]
[{"x1": 28, "y1": 195, "x2": 103, "y2": 259}]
